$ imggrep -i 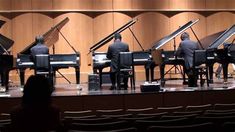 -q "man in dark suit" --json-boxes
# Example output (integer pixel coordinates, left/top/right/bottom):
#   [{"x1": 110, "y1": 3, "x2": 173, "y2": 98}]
[
  {"x1": 175, "y1": 32, "x2": 199, "y2": 87},
  {"x1": 107, "y1": 33, "x2": 129, "y2": 90},
  {"x1": 30, "y1": 35, "x2": 49, "y2": 58}
]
